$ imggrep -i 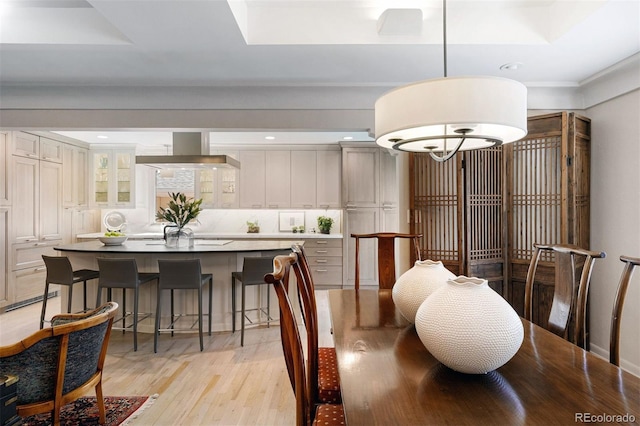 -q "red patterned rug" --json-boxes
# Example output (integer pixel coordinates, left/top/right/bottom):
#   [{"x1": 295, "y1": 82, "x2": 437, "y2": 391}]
[{"x1": 21, "y1": 395, "x2": 157, "y2": 426}]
